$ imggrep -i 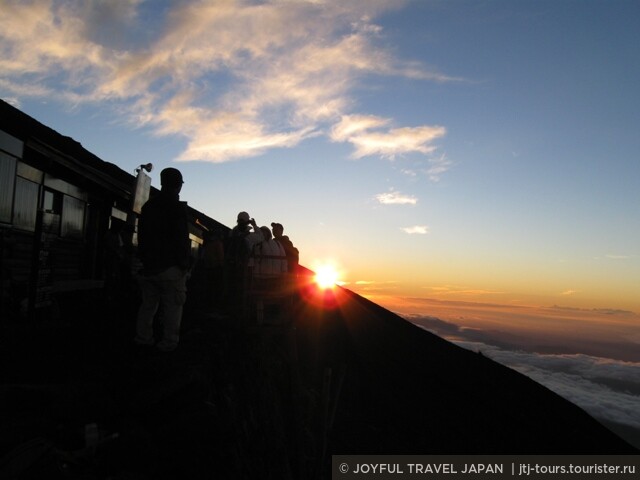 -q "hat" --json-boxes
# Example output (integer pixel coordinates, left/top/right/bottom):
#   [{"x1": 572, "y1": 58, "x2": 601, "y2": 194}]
[
  {"x1": 237, "y1": 211, "x2": 251, "y2": 223},
  {"x1": 160, "y1": 167, "x2": 184, "y2": 187},
  {"x1": 271, "y1": 222, "x2": 283, "y2": 230}
]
